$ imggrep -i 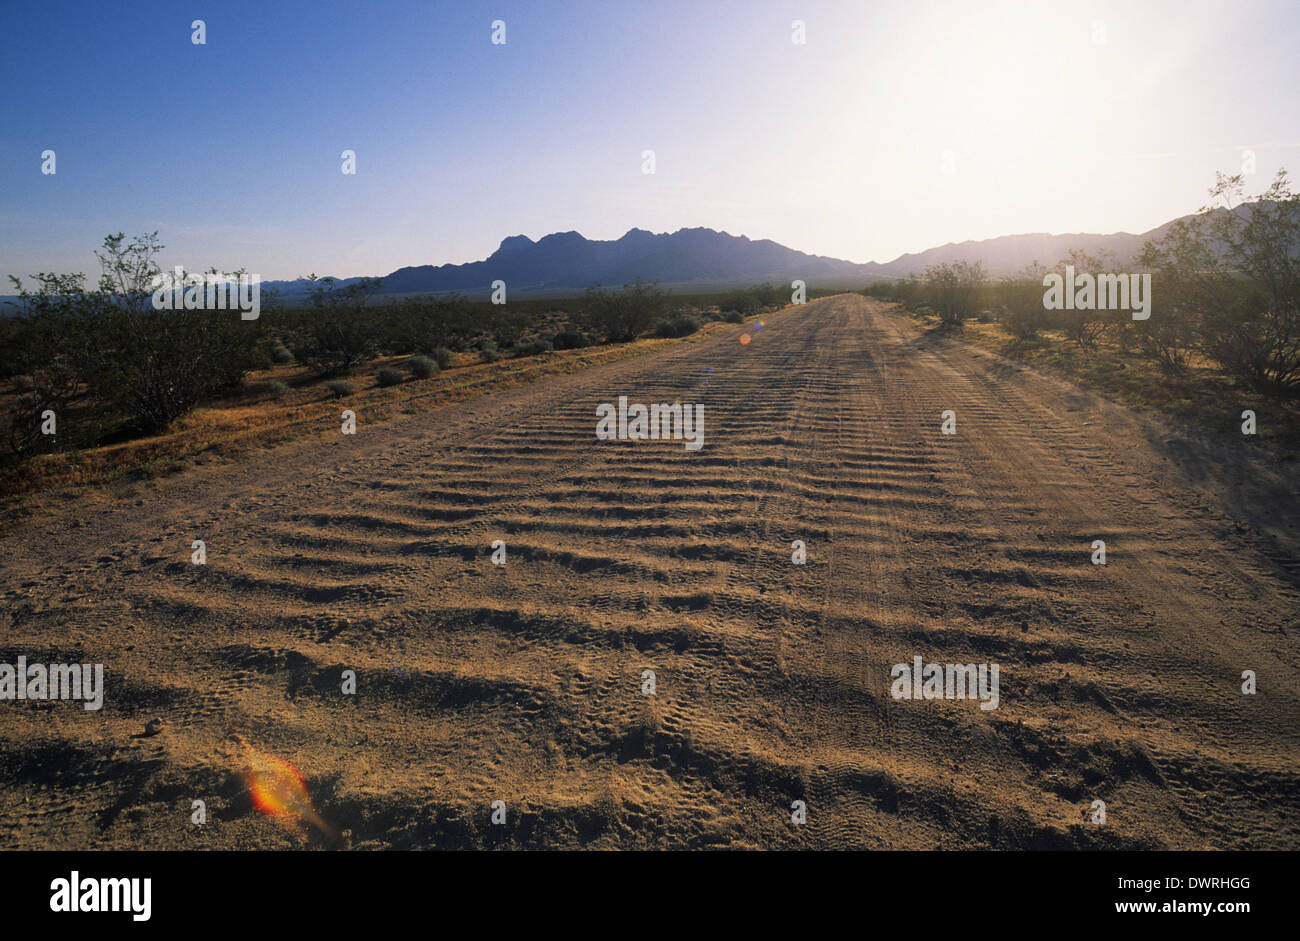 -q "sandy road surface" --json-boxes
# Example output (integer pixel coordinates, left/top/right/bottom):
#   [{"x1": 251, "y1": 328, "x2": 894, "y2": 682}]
[{"x1": 2, "y1": 294, "x2": 1297, "y2": 849}]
